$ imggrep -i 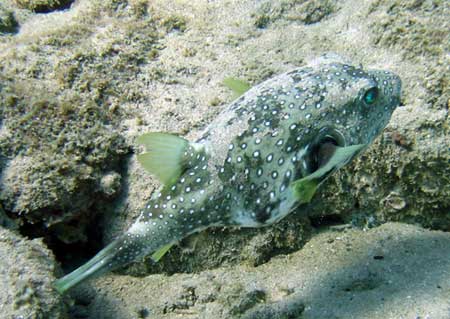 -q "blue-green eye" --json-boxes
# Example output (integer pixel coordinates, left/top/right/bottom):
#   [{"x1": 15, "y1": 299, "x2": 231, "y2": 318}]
[{"x1": 363, "y1": 87, "x2": 378, "y2": 105}]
